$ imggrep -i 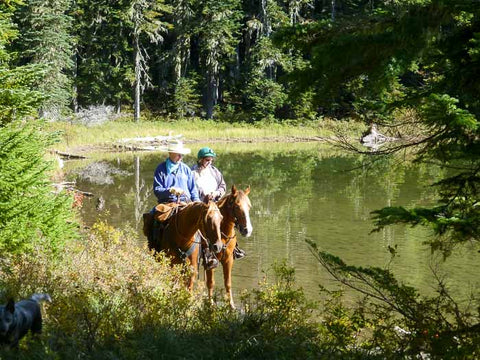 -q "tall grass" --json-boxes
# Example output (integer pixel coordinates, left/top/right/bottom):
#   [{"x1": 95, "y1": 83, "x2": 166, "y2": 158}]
[{"x1": 46, "y1": 117, "x2": 365, "y2": 152}]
